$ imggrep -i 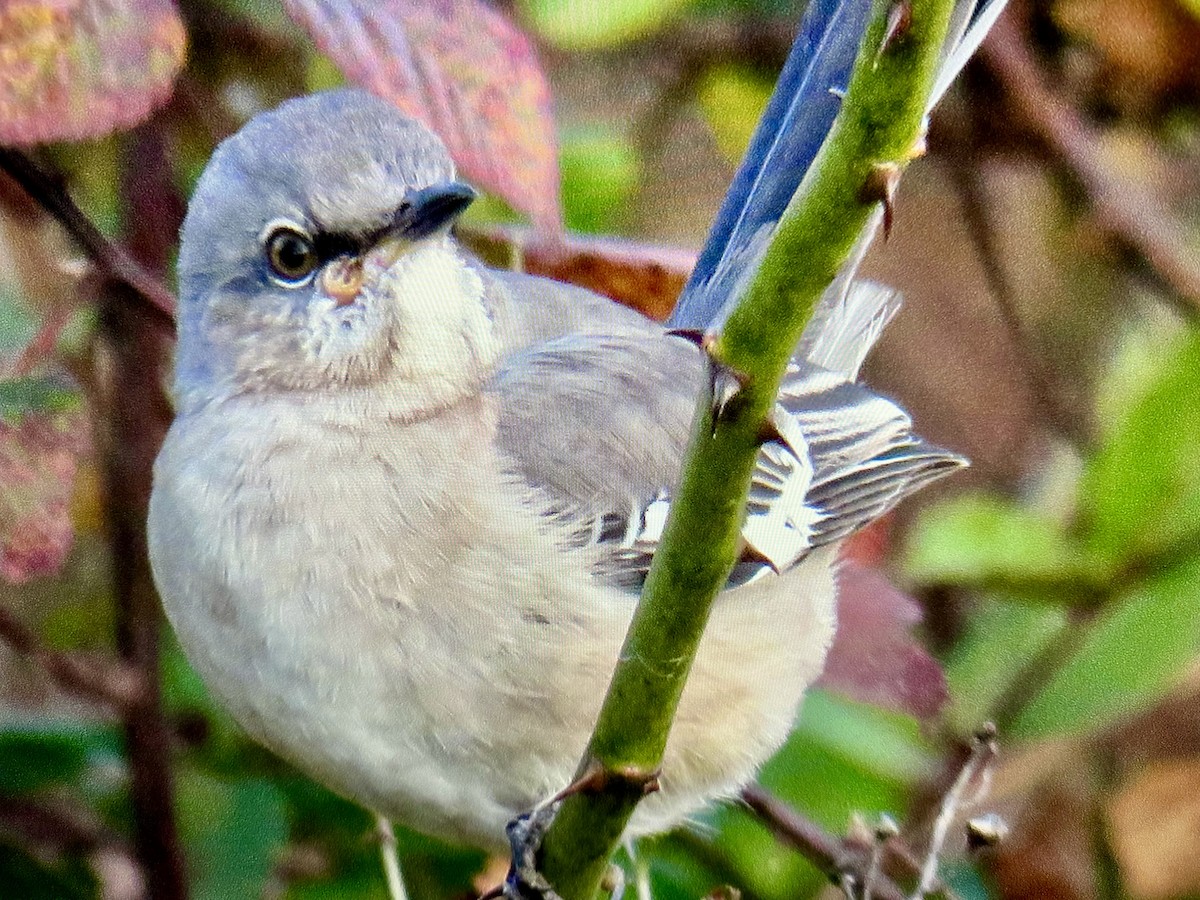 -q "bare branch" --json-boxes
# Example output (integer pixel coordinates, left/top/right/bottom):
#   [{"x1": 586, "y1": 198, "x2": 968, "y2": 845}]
[
  {"x1": 741, "y1": 786, "x2": 908, "y2": 900},
  {"x1": 933, "y1": 115, "x2": 1094, "y2": 450},
  {"x1": 0, "y1": 148, "x2": 177, "y2": 334},
  {"x1": 91, "y1": 124, "x2": 187, "y2": 900},
  {"x1": 980, "y1": 16, "x2": 1200, "y2": 318},
  {"x1": 0, "y1": 603, "x2": 145, "y2": 711},
  {"x1": 911, "y1": 724, "x2": 998, "y2": 898}
]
